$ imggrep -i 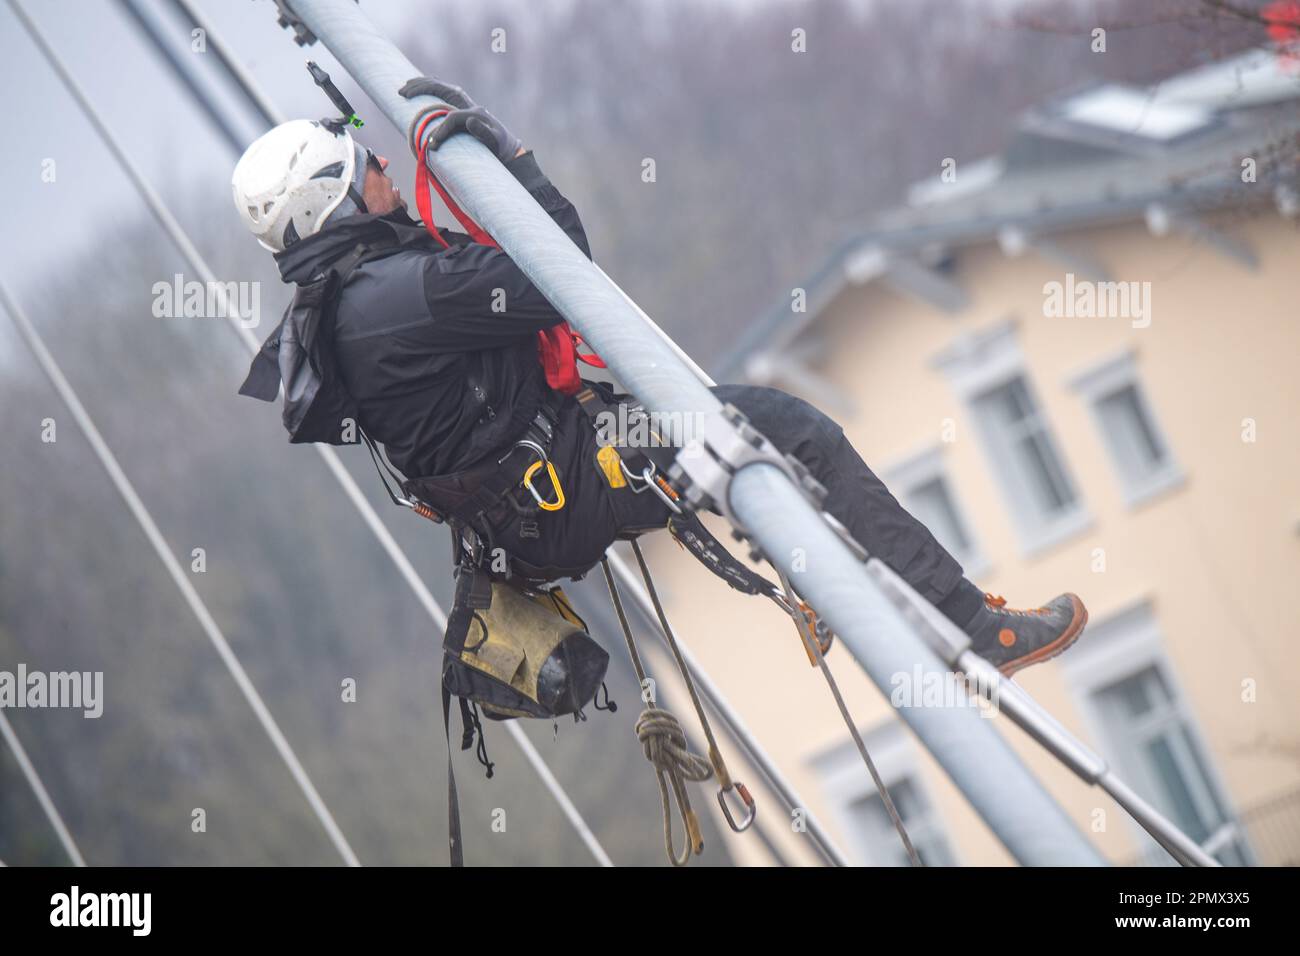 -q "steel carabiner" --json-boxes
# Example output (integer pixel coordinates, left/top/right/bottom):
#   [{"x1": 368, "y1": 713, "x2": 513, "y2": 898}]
[
  {"x1": 716, "y1": 780, "x2": 757, "y2": 832},
  {"x1": 619, "y1": 456, "x2": 684, "y2": 515}
]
